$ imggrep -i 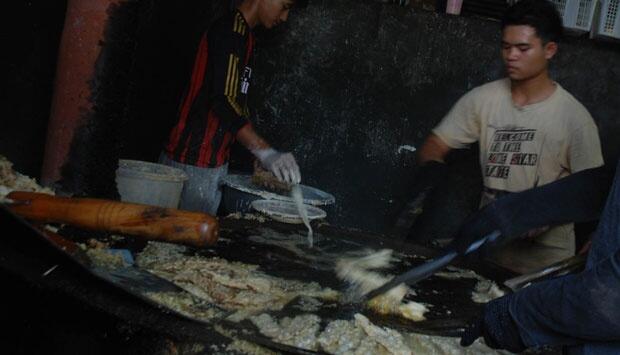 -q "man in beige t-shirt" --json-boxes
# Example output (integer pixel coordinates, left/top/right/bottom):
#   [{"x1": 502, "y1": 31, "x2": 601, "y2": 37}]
[{"x1": 417, "y1": 0, "x2": 603, "y2": 274}]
